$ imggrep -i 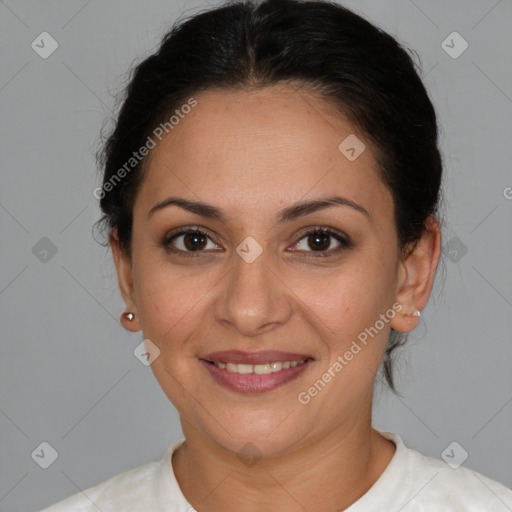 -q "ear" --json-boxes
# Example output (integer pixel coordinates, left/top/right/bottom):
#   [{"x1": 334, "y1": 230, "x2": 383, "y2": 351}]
[
  {"x1": 110, "y1": 229, "x2": 141, "y2": 333},
  {"x1": 390, "y1": 216, "x2": 442, "y2": 333}
]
